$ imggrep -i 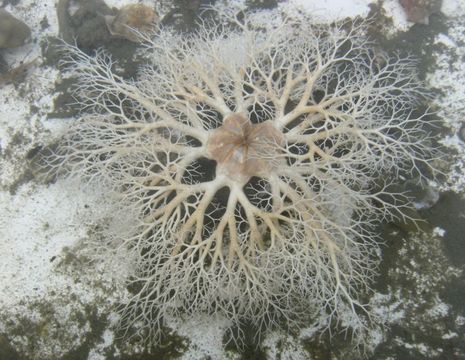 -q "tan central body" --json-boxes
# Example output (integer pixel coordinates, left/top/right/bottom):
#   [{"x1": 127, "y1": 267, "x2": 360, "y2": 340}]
[{"x1": 206, "y1": 114, "x2": 284, "y2": 184}]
